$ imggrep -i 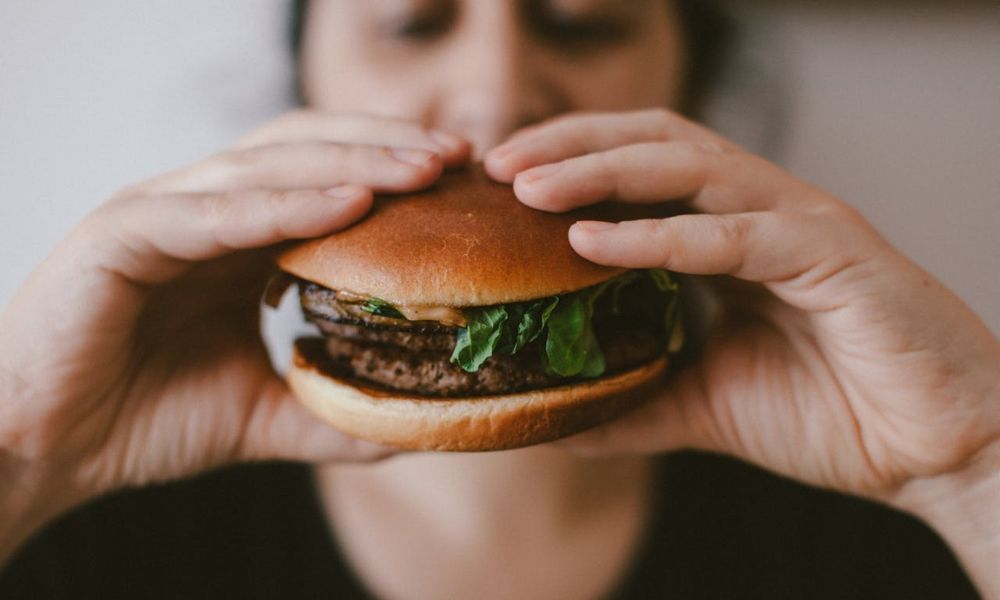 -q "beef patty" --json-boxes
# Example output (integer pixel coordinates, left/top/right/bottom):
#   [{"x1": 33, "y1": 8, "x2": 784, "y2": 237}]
[{"x1": 298, "y1": 282, "x2": 666, "y2": 397}]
